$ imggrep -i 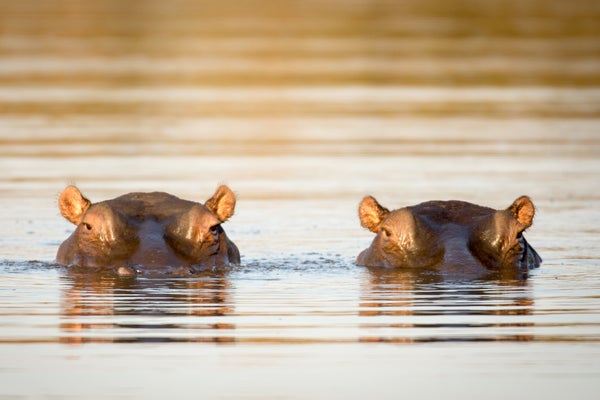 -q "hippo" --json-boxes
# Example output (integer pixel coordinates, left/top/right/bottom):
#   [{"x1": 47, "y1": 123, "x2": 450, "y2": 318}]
[
  {"x1": 56, "y1": 185, "x2": 240, "y2": 275},
  {"x1": 357, "y1": 195, "x2": 541, "y2": 279}
]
